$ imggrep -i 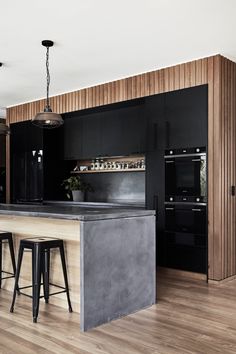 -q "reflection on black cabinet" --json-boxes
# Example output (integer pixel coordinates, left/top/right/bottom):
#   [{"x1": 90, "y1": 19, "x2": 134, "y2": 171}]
[{"x1": 63, "y1": 99, "x2": 146, "y2": 160}]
